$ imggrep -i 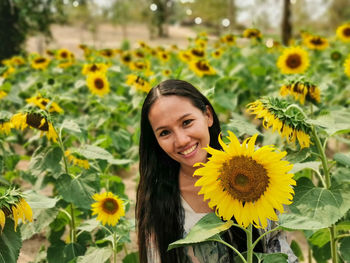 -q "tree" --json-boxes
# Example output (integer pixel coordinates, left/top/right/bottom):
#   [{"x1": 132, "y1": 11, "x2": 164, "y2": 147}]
[{"x1": 281, "y1": 0, "x2": 292, "y2": 45}]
